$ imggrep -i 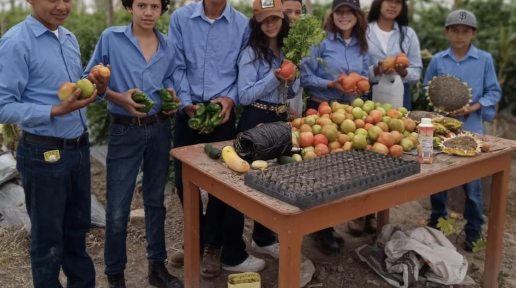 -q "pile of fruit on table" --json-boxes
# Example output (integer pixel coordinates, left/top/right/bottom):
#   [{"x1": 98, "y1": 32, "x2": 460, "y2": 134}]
[{"x1": 291, "y1": 99, "x2": 420, "y2": 160}]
